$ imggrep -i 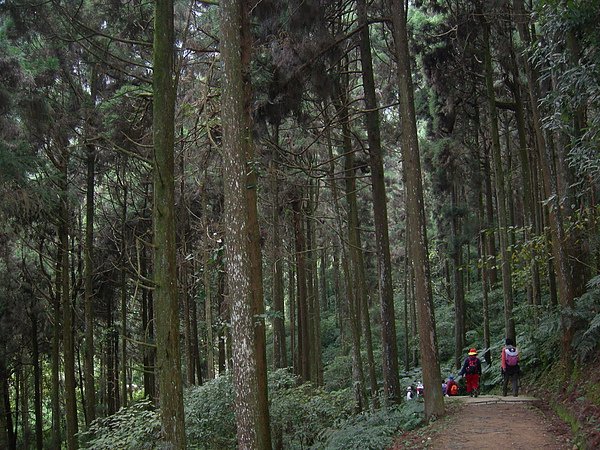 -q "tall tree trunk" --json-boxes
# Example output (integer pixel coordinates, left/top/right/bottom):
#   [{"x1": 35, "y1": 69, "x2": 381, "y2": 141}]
[
  {"x1": 152, "y1": 0, "x2": 186, "y2": 445},
  {"x1": 292, "y1": 196, "x2": 310, "y2": 381},
  {"x1": 83, "y1": 66, "x2": 97, "y2": 426},
  {"x1": 288, "y1": 260, "x2": 296, "y2": 374},
  {"x1": 390, "y1": 0, "x2": 445, "y2": 419},
  {"x1": 51, "y1": 248, "x2": 61, "y2": 449},
  {"x1": 270, "y1": 143, "x2": 287, "y2": 369},
  {"x1": 220, "y1": 0, "x2": 272, "y2": 446},
  {"x1": 120, "y1": 176, "x2": 129, "y2": 407},
  {"x1": 329, "y1": 87, "x2": 367, "y2": 410},
  {"x1": 140, "y1": 236, "x2": 156, "y2": 400},
  {"x1": 19, "y1": 362, "x2": 31, "y2": 450},
  {"x1": 31, "y1": 315, "x2": 43, "y2": 450},
  {"x1": 358, "y1": 0, "x2": 400, "y2": 405},
  {"x1": 307, "y1": 182, "x2": 323, "y2": 385},
  {"x1": 0, "y1": 359, "x2": 15, "y2": 450},
  {"x1": 239, "y1": 1, "x2": 272, "y2": 439},
  {"x1": 451, "y1": 184, "x2": 465, "y2": 368},
  {"x1": 59, "y1": 143, "x2": 78, "y2": 450},
  {"x1": 202, "y1": 182, "x2": 215, "y2": 381},
  {"x1": 179, "y1": 154, "x2": 194, "y2": 385},
  {"x1": 480, "y1": 5, "x2": 516, "y2": 342}
]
